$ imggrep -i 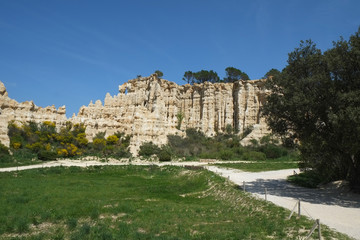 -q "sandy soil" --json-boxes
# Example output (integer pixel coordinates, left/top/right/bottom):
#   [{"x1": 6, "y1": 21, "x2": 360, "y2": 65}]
[{"x1": 1, "y1": 159, "x2": 359, "y2": 239}]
